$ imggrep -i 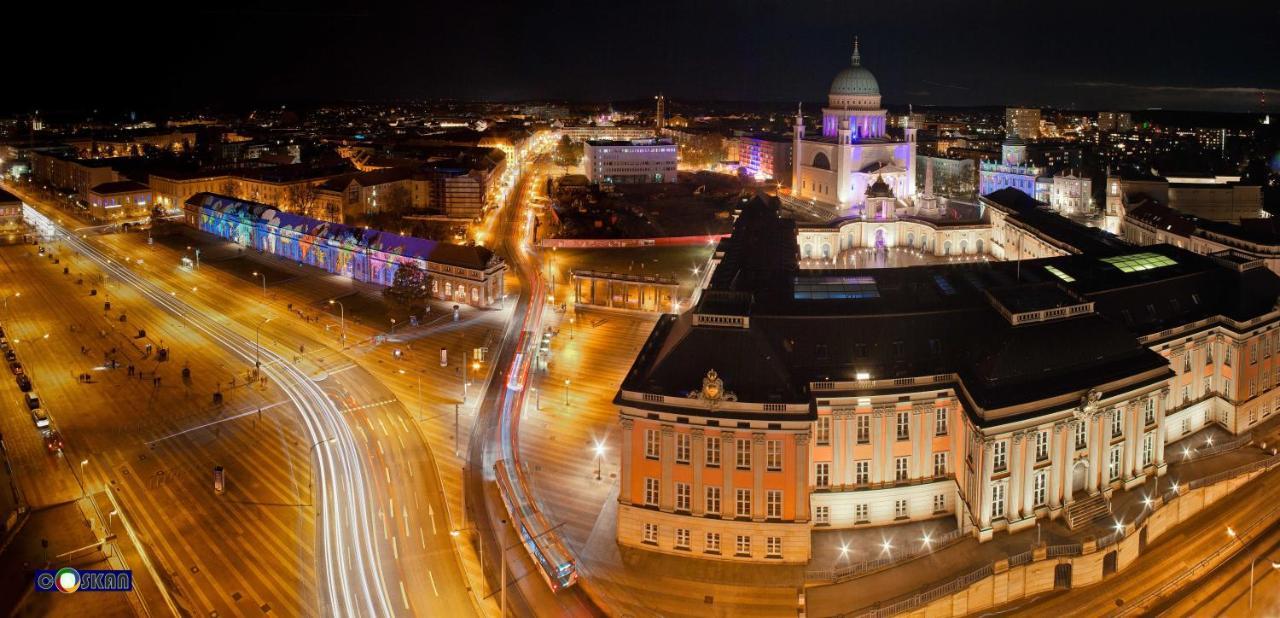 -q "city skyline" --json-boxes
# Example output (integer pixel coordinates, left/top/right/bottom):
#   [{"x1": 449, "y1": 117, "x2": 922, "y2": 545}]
[{"x1": 7, "y1": 1, "x2": 1279, "y2": 113}]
